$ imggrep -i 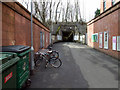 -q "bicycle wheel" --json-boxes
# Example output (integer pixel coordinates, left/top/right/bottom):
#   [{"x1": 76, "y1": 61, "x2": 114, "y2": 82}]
[
  {"x1": 35, "y1": 59, "x2": 41, "y2": 67},
  {"x1": 35, "y1": 54, "x2": 43, "y2": 67},
  {"x1": 50, "y1": 58, "x2": 62, "y2": 68},
  {"x1": 50, "y1": 51, "x2": 59, "y2": 59}
]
